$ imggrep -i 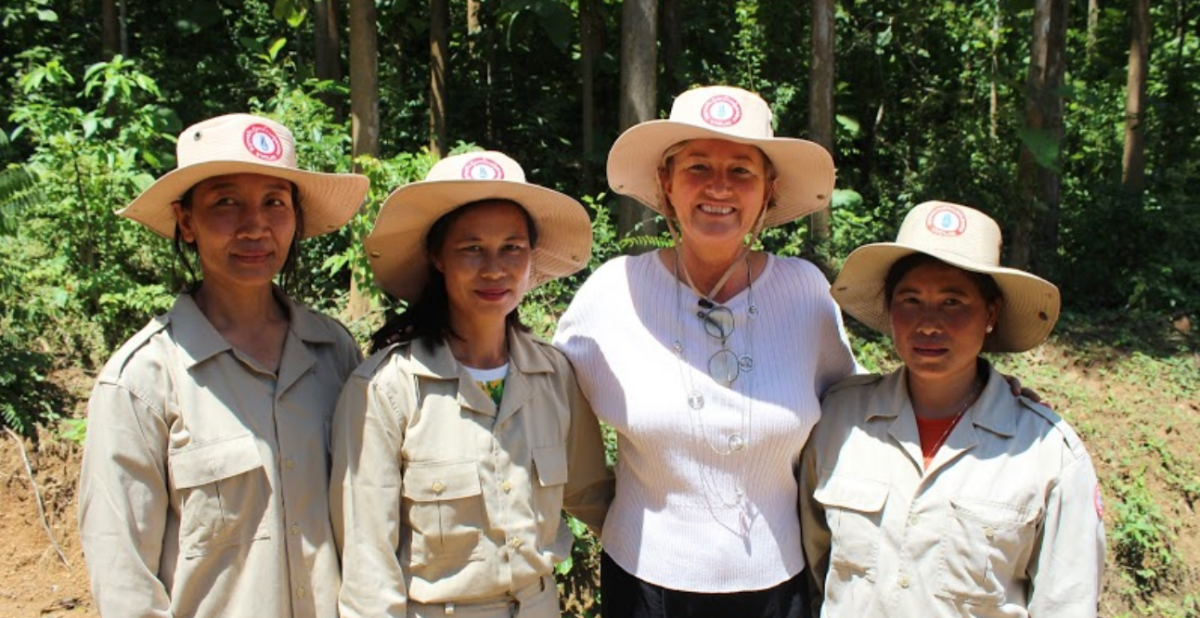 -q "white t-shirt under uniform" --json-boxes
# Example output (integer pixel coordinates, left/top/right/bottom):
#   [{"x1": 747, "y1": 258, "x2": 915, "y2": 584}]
[{"x1": 553, "y1": 251, "x2": 858, "y2": 593}]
